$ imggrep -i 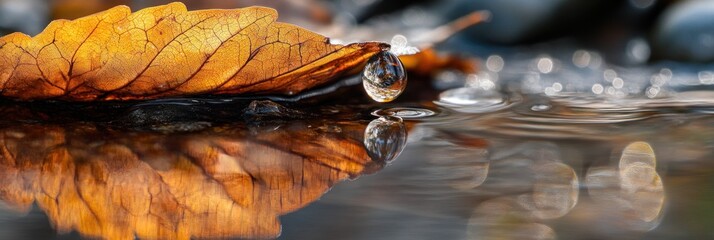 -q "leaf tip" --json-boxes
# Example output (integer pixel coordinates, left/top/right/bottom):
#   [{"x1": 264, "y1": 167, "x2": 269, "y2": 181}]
[{"x1": 348, "y1": 41, "x2": 391, "y2": 53}]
